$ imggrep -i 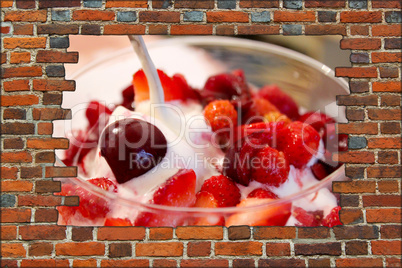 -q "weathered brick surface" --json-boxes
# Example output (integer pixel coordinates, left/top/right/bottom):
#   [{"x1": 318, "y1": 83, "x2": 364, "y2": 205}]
[{"x1": 1, "y1": 1, "x2": 400, "y2": 265}]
